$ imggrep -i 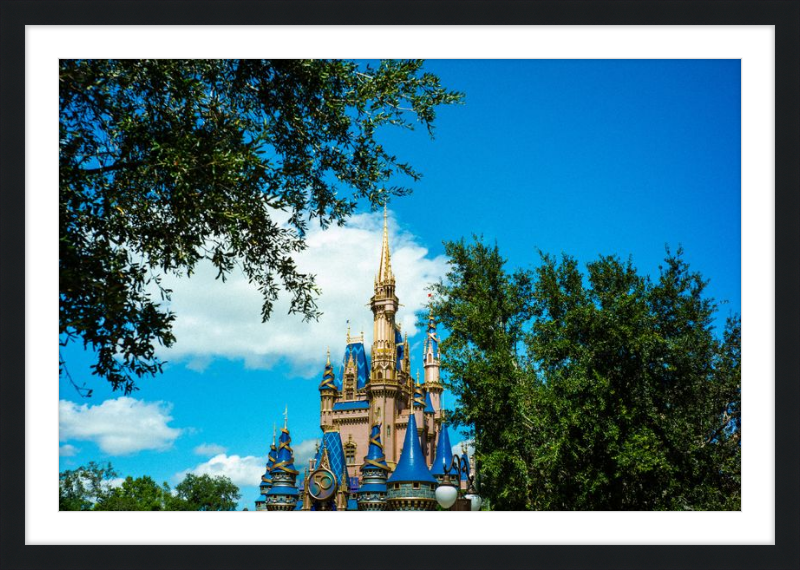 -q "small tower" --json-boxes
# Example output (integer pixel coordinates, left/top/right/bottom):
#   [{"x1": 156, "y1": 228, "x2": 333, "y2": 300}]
[
  {"x1": 430, "y1": 418, "x2": 453, "y2": 484},
  {"x1": 423, "y1": 311, "x2": 443, "y2": 413},
  {"x1": 370, "y1": 207, "x2": 399, "y2": 382},
  {"x1": 357, "y1": 423, "x2": 391, "y2": 511},
  {"x1": 367, "y1": 207, "x2": 401, "y2": 464},
  {"x1": 266, "y1": 412, "x2": 300, "y2": 511},
  {"x1": 255, "y1": 426, "x2": 278, "y2": 511},
  {"x1": 319, "y1": 349, "x2": 337, "y2": 430},
  {"x1": 386, "y1": 413, "x2": 437, "y2": 511}
]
